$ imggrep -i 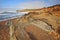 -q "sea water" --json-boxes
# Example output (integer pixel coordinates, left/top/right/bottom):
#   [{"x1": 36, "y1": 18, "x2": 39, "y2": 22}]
[{"x1": 0, "y1": 12, "x2": 28, "y2": 21}]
